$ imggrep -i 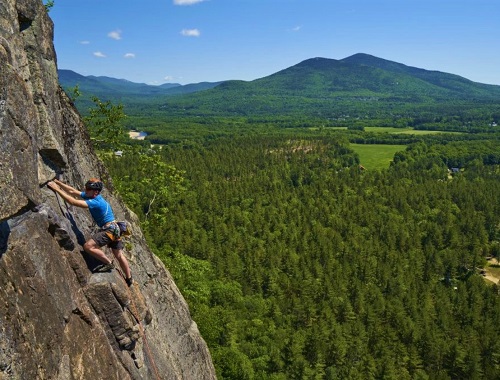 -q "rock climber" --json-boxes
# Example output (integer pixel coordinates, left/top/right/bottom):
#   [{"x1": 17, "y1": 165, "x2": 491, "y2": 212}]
[{"x1": 48, "y1": 178, "x2": 133, "y2": 286}]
